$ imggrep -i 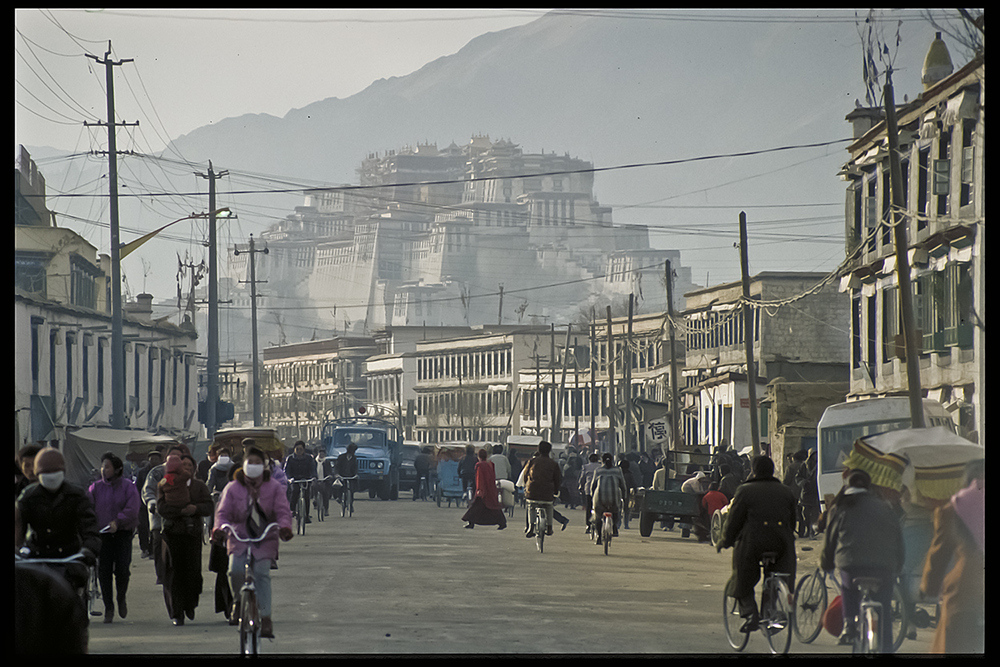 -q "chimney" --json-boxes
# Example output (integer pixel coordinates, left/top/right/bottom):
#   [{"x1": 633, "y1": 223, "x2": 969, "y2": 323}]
[{"x1": 126, "y1": 293, "x2": 154, "y2": 322}]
